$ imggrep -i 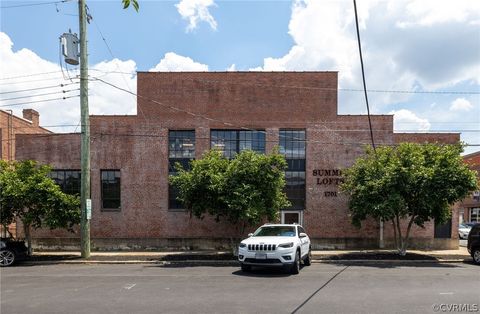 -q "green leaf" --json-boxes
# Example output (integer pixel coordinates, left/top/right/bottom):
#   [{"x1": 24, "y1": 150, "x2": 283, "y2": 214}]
[{"x1": 132, "y1": 0, "x2": 139, "y2": 11}]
